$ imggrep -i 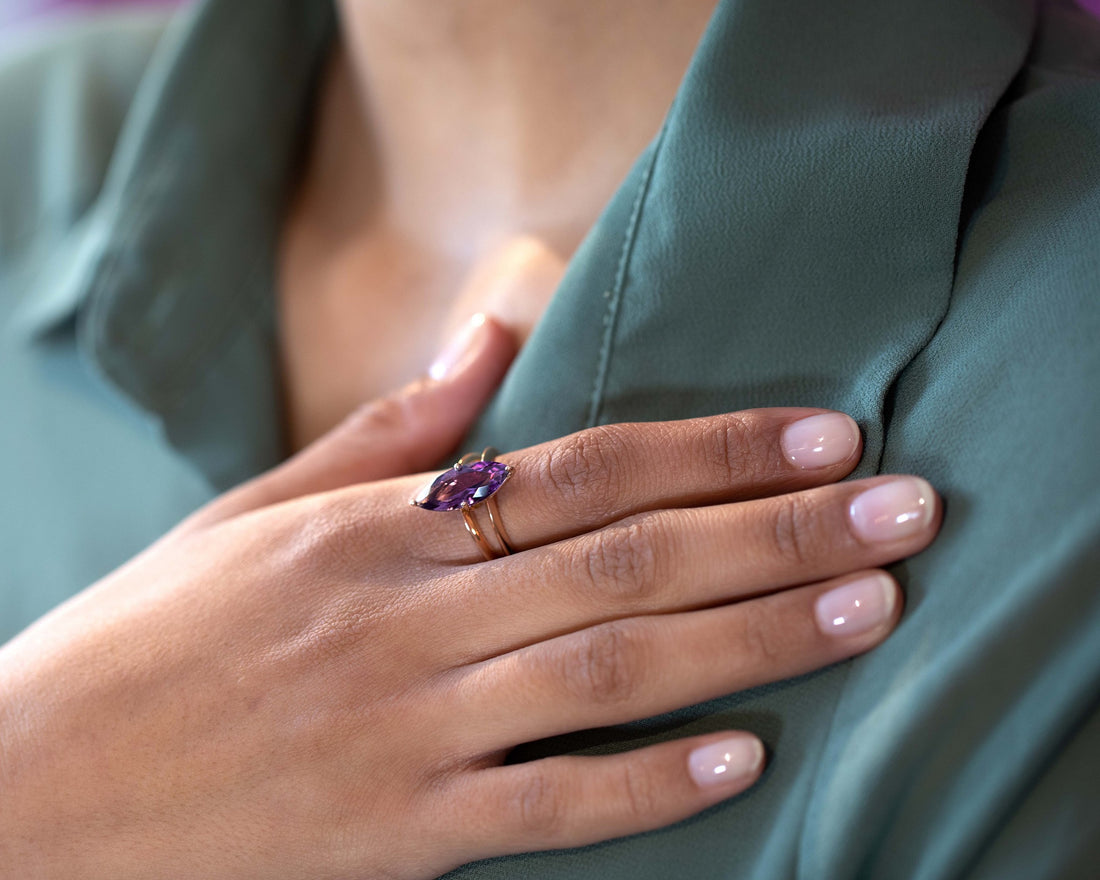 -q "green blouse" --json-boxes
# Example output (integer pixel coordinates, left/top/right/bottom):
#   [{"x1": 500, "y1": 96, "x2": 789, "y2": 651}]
[{"x1": 1, "y1": 1, "x2": 1098, "y2": 877}]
